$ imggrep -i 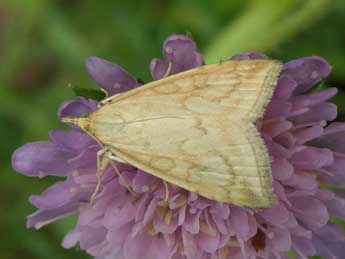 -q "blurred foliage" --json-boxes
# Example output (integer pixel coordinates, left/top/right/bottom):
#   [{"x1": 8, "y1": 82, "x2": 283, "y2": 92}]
[{"x1": 1, "y1": 0, "x2": 344, "y2": 258}]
